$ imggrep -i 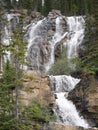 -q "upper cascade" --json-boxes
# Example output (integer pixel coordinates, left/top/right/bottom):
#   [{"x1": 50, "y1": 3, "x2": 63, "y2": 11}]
[
  {"x1": 64, "y1": 16, "x2": 85, "y2": 59},
  {"x1": 1, "y1": 10, "x2": 85, "y2": 74},
  {"x1": 27, "y1": 10, "x2": 68, "y2": 73},
  {"x1": 26, "y1": 11, "x2": 85, "y2": 73}
]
